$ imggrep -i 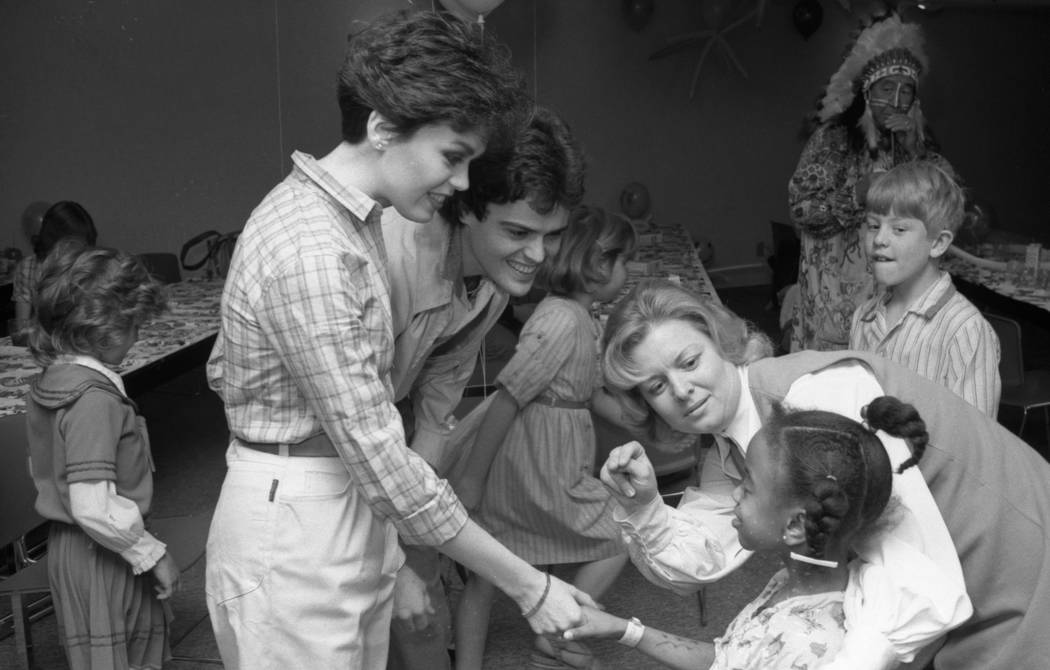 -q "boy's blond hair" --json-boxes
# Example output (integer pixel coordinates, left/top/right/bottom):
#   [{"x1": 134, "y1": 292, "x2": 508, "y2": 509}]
[{"x1": 866, "y1": 161, "x2": 964, "y2": 237}]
